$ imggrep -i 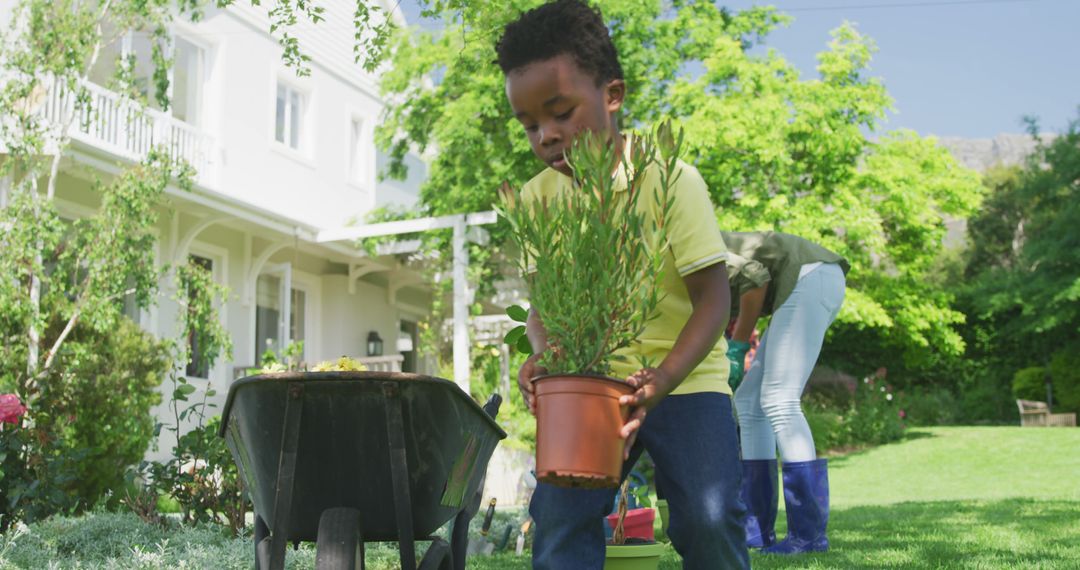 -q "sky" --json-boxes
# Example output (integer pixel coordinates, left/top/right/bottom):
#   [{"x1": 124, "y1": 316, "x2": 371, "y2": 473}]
[{"x1": 397, "y1": 0, "x2": 1080, "y2": 139}]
